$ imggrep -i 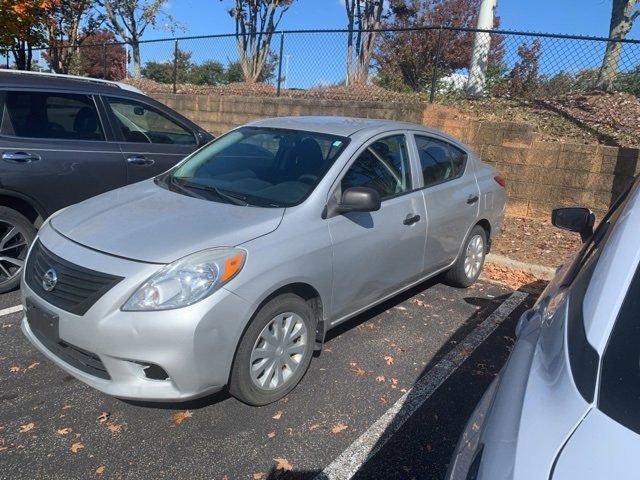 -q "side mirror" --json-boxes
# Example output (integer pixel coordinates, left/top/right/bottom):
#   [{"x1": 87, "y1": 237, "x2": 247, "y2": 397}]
[
  {"x1": 552, "y1": 207, "x2": 595, "y2": 242},
  {"x1": 337, "y1": 187, "x2": 381, "y2": 214}
]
